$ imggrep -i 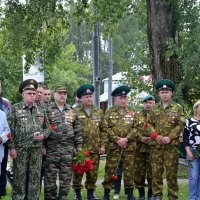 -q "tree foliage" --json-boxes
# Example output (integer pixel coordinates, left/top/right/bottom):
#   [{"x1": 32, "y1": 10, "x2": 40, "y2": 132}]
[{"x1": 0, "y1": 0, "x2": 199, "y2": 108}]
